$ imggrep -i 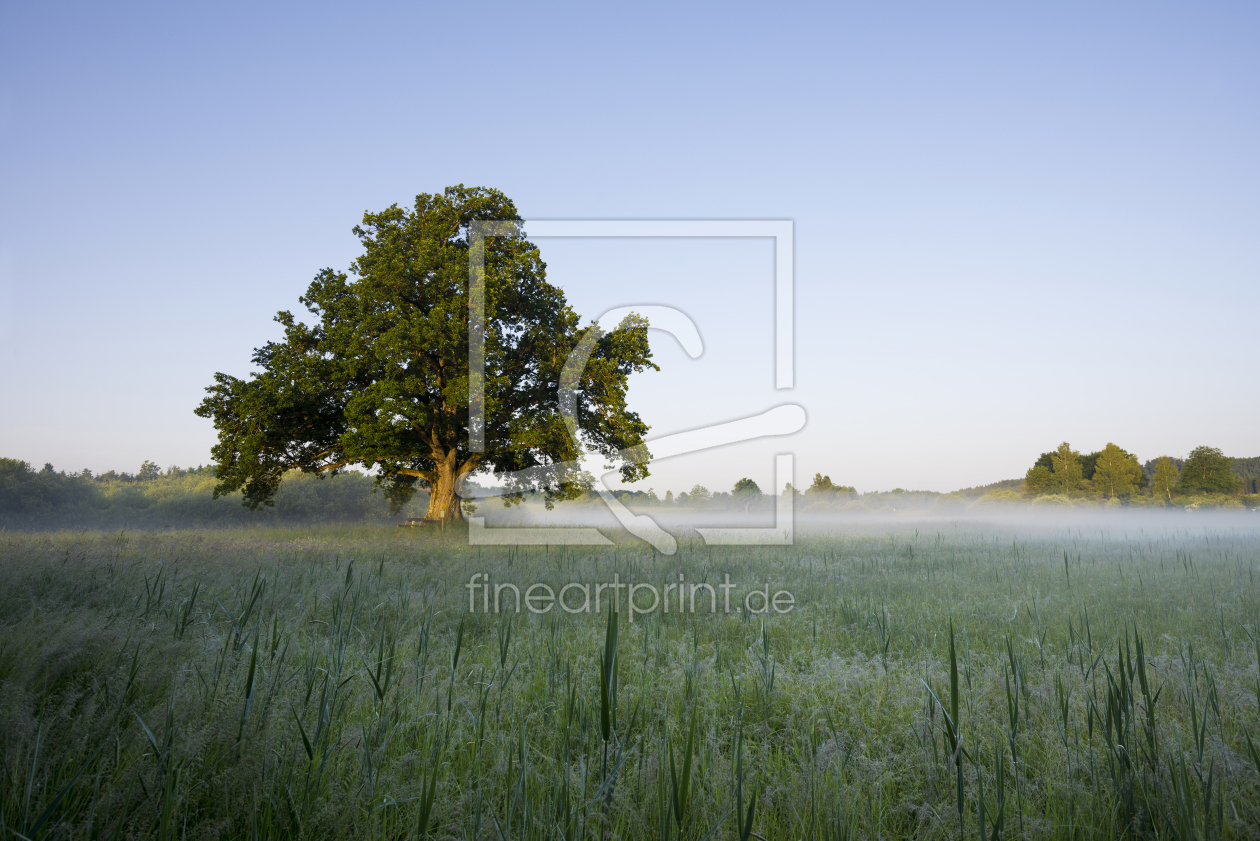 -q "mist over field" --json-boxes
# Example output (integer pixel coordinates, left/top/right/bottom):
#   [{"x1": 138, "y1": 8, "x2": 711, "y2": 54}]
[{"x1": 471, "y1": 497, "x2": 1260, "y2": 533}]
